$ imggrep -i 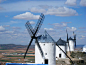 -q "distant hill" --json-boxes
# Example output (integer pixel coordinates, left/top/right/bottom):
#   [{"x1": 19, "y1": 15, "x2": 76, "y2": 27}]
[
  {"x1": 76, "y1": 45, "x2": 84, "y2": 48},
  {"x1": 0, "y1": 44, "x2": 35, "y2": 50},
  {"x1": 0, "y1": 44, "x2": 84, "y2": 50}
]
